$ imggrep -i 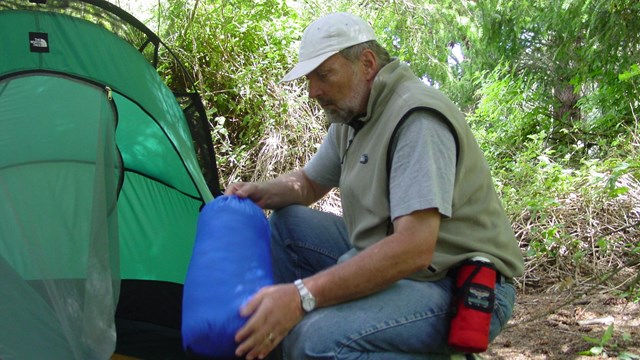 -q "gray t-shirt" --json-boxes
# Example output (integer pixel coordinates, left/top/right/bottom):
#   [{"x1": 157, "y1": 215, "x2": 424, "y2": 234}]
[{"x1": 304, "y1": 110, "x2": 456, "y2": 220}]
